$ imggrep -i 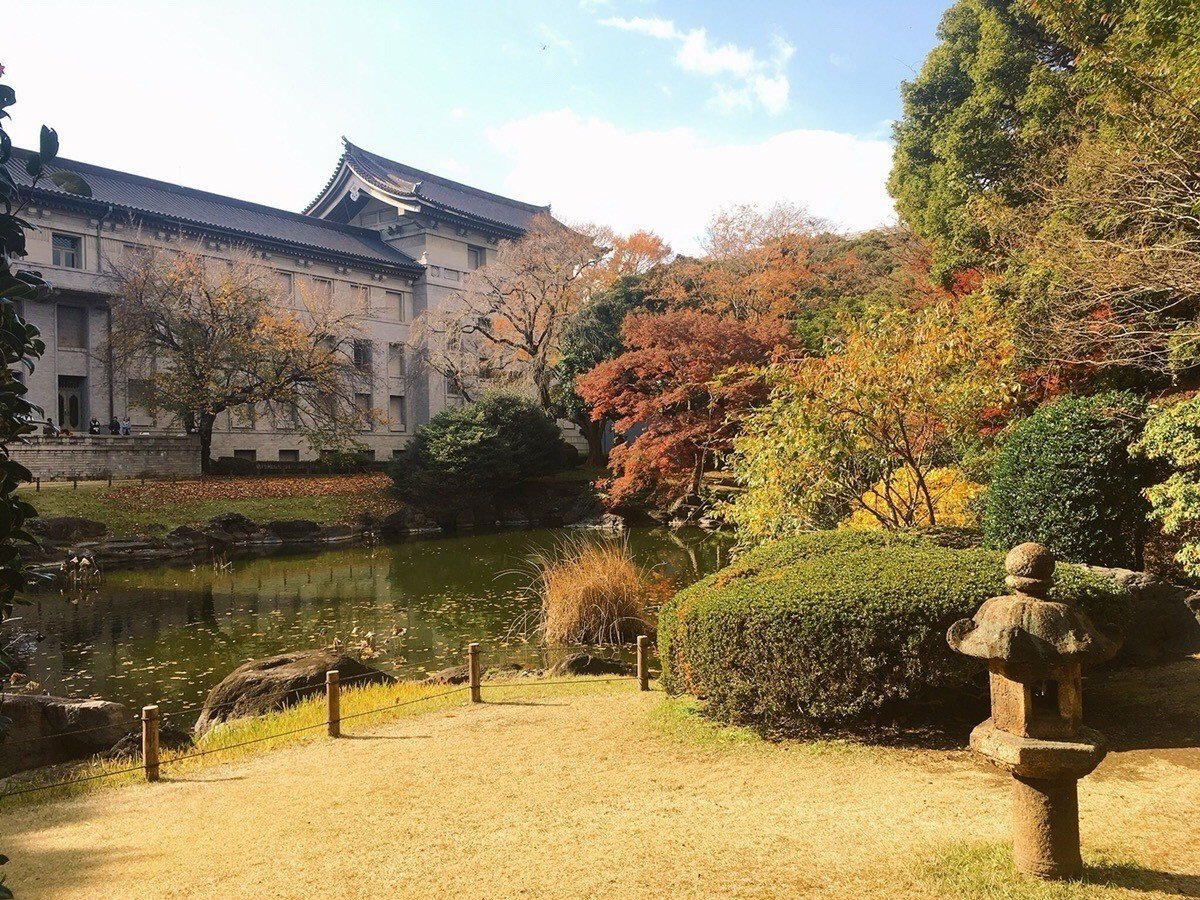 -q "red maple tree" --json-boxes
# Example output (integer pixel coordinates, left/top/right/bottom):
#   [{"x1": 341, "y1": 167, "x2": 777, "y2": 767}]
[{"x1": 577, "y1": 309, "x2": 795, "y2": 508}]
